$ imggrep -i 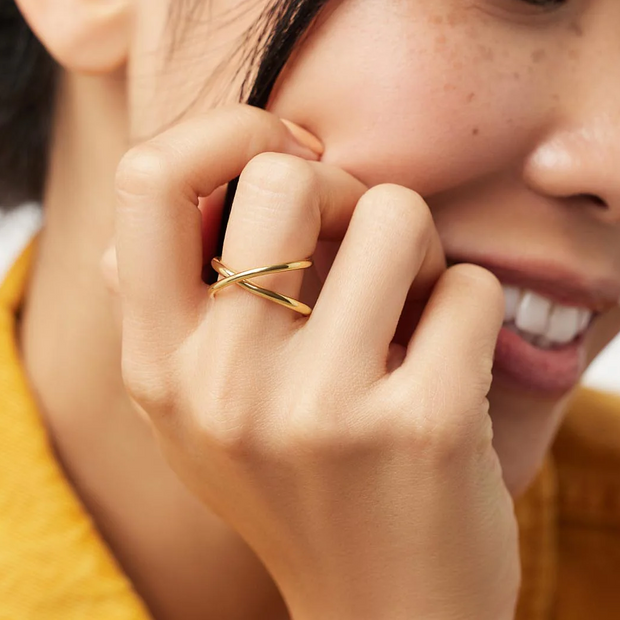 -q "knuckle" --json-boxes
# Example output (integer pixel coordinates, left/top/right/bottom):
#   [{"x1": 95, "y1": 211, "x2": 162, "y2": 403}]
[
  {"x1": 363, "y1": 183, "x2": 424, "y2": 205},
  {"x1": 240, "y1": 152, "x2": 318, "y2": 201},
  {"x1": 279, "y1": 392, "x2": 377, "y2": 460},
  {"x1": 195, "y1": 372, "x2": 267, "y2": 458},
  {"x1": 196, "y1": 410, "x2": 254, "y2": 458},
  {"x1": 411, "y1": 415, "x2": 474, "y2": 466},
  {"x1": 210, "y1": 105, "x2": 295, "y2": 159},
  {"x1": 120, "y1": 352, "x2": 176, "y2": 415},
  {"x1": 280, "y1": 416, "x2": 342, "y2": 459},
  {"x1": 431, "y1": 417, "x2": 477, "y2": 463},
  {"x1": 449, "y1": 263, "x2": 503, "y2": 300},
  {"x1": 283, "y1": 418, "x2": 380, "y2": 462},
  {"x1": 358, "y1": 184, "x2": 433, "y2": 243},
  {"x1": 226, "y1": 104, "x2": 283, "y2": 147},
  {"x1": 224, "y1": 102, "x2": 267, "y2": 126},
  {"x1": 380, "y1": 386, "x2": 476, "y2": 463},
  {"x1": 115, "y1": 142, "x2": 177, "y2": 199}
]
